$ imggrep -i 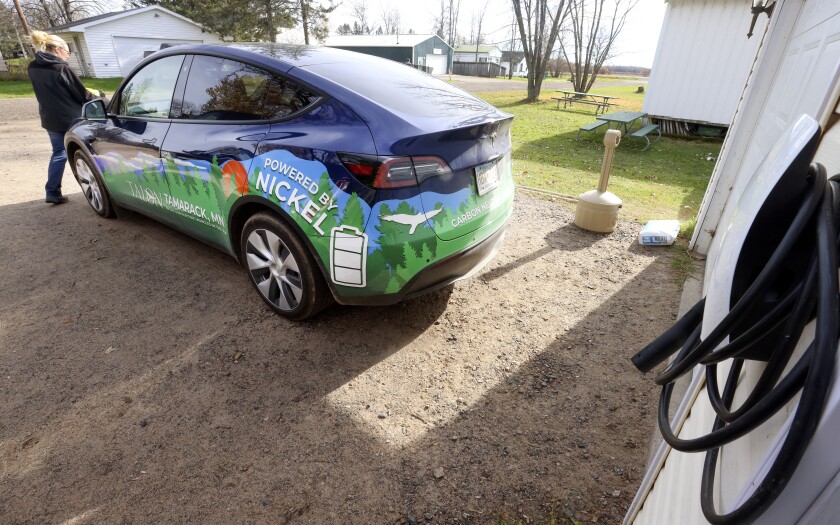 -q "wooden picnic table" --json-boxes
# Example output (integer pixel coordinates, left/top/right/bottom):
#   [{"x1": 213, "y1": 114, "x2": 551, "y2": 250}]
[
  {"x1": 579, "y1": 110, "x2": 660, "y2": 150},
  {"x1": 552, "y1": 90, "x2": 618, "y2": 115},
  {"x1": 596, "y1": 110, "x2": 647, "y2": 134}
]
